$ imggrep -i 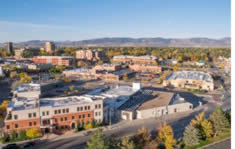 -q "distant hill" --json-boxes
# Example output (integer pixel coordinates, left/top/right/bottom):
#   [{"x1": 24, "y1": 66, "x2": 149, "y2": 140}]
[{"x1": 0, "y1": 37, "x2": 231, "y2": 48}]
